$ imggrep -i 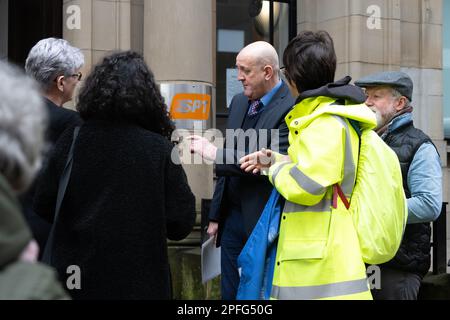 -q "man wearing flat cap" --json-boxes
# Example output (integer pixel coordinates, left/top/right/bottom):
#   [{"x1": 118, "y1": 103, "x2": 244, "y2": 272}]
[{"x1": 355, "y1": 71, "x2": 442, "y2": 300}]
